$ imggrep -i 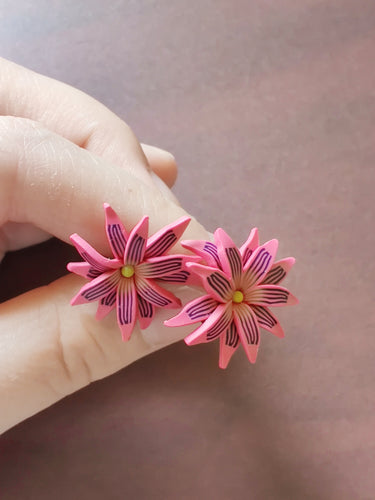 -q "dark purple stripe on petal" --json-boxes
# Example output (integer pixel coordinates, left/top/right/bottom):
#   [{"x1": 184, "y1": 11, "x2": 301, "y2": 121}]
[
  {"x1": 238, "y1": 310, "x2": 259, "y2": 345},
  {"x1": 206, "y1": 309, "x2": 232, "y2": 340},
  {"x1": 246, "y1": 248, "x2": 272, "y2": 286},
  {"x1": 138, "y1": 283, "x2": 171, "y2": 307},
  {"x1": 82, "y1": 251, "x2": 108, "y2": 272},
  {"x1": 186, "y1": 297, "x2": 217, "y2": 320},
  {"x1": 108, "y1": 223, "x2": 126, "y2": 258},
  {"x1": 158, "y1": 271, "x2": 190, "y2": 283},
  {"x1": 101, "y1": 289, "x2": 117, "y2": 307},
  {"x1": 207, "y1": 272, "x2": 231, "y2": 299},
  {"x1": 147, "y1": 230, "x2": 177, "y2": 258},
  {"x1": 127, "y1": 235, "x2": 145, "y2": 264},
  {"x1": 225, "y1": 321, "x2": 239, "y2": 347},
  {"x1": 262, "y1": 266, "x2": 286, "y2": 285},
  {"x1": 252, "y1": 305, "x2": 277, "y2": 329},
  {"x1": 203, "y1": 242, "x2": 220, "y2": 266},
  {"x1": 142, "y1": 258, "x2": 182, "y2": 277},
  {"x1": 118, "y1": 284, "x2": 134, "y2": 325},
  {"x1": 242, "y1": 247, "x2": 253, "y2": 265},
  {"x1": 137, "y1": 294, "x2": 154, "y2": 318},
  {"x1": 225, "y1": 247, "x2": 242, "y2": 281},
  {"x1": 87, "y1": 268, "x2": 102, "y2": 279},
  {"x1": 82, "y1": 276, "x2": 117, "y2": 301}
]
